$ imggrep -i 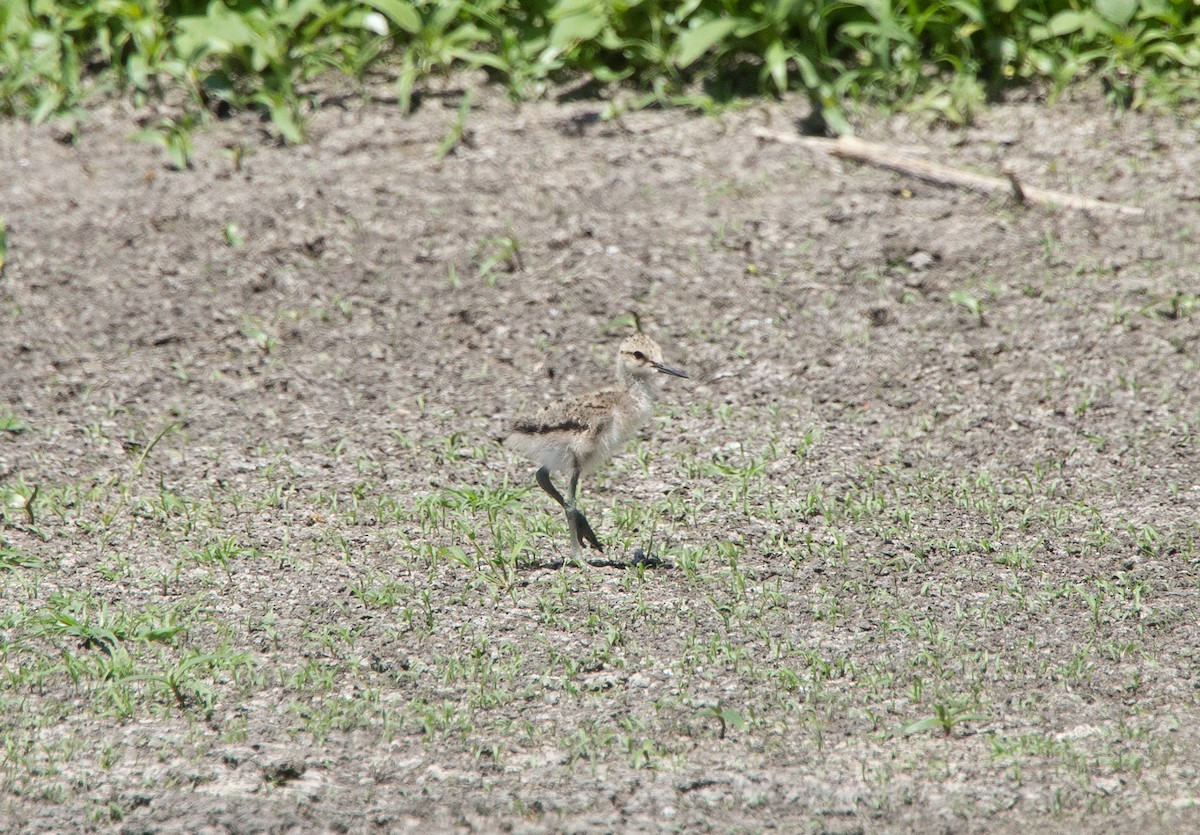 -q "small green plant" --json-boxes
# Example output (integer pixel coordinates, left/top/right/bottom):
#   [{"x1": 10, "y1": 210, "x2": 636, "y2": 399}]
[
  {"x1": 0, "y1": 542, "x2": 44, "y2": 571},
  {"x1": 393, "y1": 2, "x2": 498, "y2": 115},
  {"x1": 903, "y1": 702, "x2": 988, "y2": 738},
  {"x1": 475, "y1": 235, "x2": 522, "y2": 285},
  {"x1": 0, "y1": 217, "x2": 7, "y2": 276},
  {"x1": 223, "y1": 223, "x2": 244, "y2": 248},
  {"x1": 994, "y1": 545, "x2": 1034, "y2": 569},
  {"x1": 2, "y1": 482, "x2": 38, "y2": 526},
  {"x1": 185, "y1": 536, "x2": 254, "y2": 576},
  {"x1": 127, "y1": 421, "x2": 182, "y2": 476},
  {"x1": 436, "y1": 89, "x2": 474, "y2": 159},
  {"x1": 1074, "y1": 385, "x2": 1098, "y2": 418},
  {"x1": 0, "y1": 406, "x2": 28, "y2": 434},
  {"x1": 700, "y1": 703, "x2": 746, "y2": 740},
  {"x1": 949, "y1": 290, "x2": 985, "y2": 325},
  {"x1": 1158, "y1": 292, "x2": 1198, "y2": 320},
  {"x1": 794, "y1": 427, "x2": 819, "y2": 461},
  {"x1": 123, "y1": 650, "x2": 226, "y2": 716},
  {"x1": 171, "y1": 1, "x2": 345, "y2": 144},
  {"x1": 240, "y1": 317, "x2": 277, "y2": 354},
  {"x1": 132, "y1": 117, "x2": 196, "y2": 171}
]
